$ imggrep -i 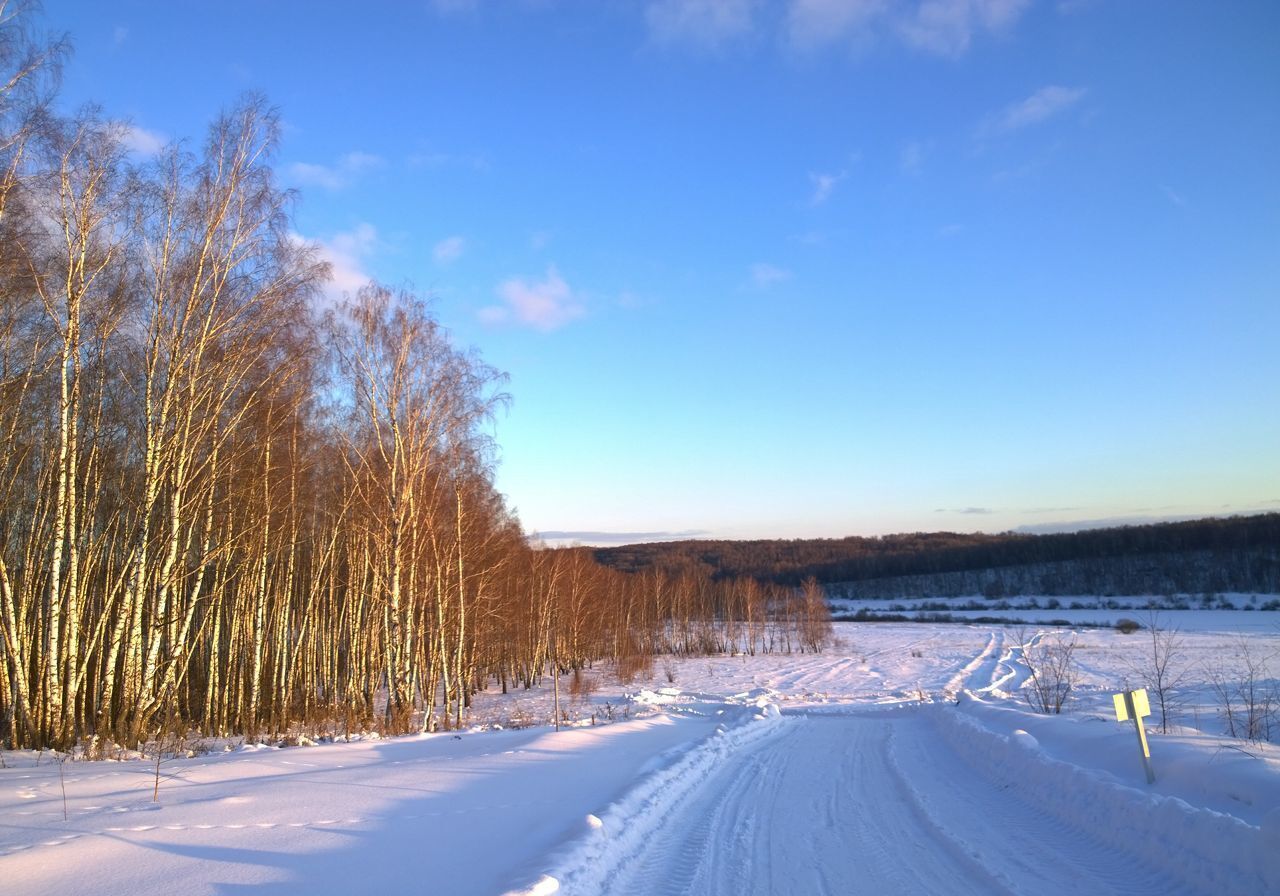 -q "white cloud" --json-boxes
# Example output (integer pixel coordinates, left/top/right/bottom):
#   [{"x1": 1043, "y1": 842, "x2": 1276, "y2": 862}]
[
  {"x1": 297, "y1": 223, "x2": 378, "y2": 306},
  {"x1": 121, "y1": 124, "x2": 166, "y2": 157},
  {"x1": 341, "y1": 151, "x2": 382, "y2": 173},
  {"x1": 287, "y1": 163, "x2": 345, "y2": 191},
  {"x1": 646, "y1": 0, "x2": 760, "y2": 50},
  {"x1": 809, "y1": 169, "x2": 846, "y2": 205},
  {"x1": 898, "y1": 0, "x2": 1028, "y2": 56},
  {"x1": 987, "y1": 85, "x2": 1087, "y2": 135},
  {"x1": 433, "y1": 235, "x2": 466, "y2": 265},
  {"x1": 751, "y1": 262, "x2": 792, "y2": 288},
  {"x1": 787, "y1": 0, "x2": 886, "y2": 50},
  {"x1": 787, "y1": 0, "x2": 1029, "y2": 57},
  {"x1": 482, "y1": 266, "x2": 585, "y2": 332},
  {"x1": 899, "y1": 139, "x2": 927, "y2": 174},
  {"x1": 286, "y1": 151, "x2": 385, "y2": 190}
]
